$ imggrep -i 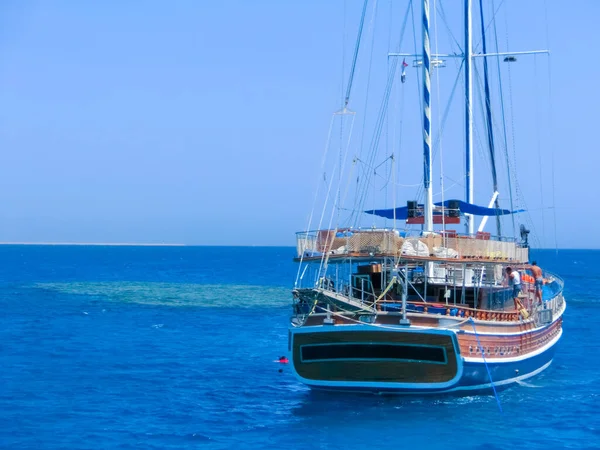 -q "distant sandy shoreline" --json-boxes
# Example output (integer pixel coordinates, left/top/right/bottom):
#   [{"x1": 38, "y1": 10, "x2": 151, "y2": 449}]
[{"x1": 0, "y1": 242, "x2": 186, "y2": 247}]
